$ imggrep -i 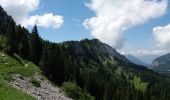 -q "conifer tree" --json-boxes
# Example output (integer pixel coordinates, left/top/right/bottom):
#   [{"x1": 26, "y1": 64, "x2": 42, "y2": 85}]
[
  {"x1": 18, "y1": 27, "x2": 29, "y2": 59},
  {"x1": 30, "y1": 25, "x2": 42, "y2": 64},
  {"x1": 6, "y1": 20, "x2": 17, "y2": 54},
  {"x1": 39, "y1": 42, "x2": 50, "y2": 73}
]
